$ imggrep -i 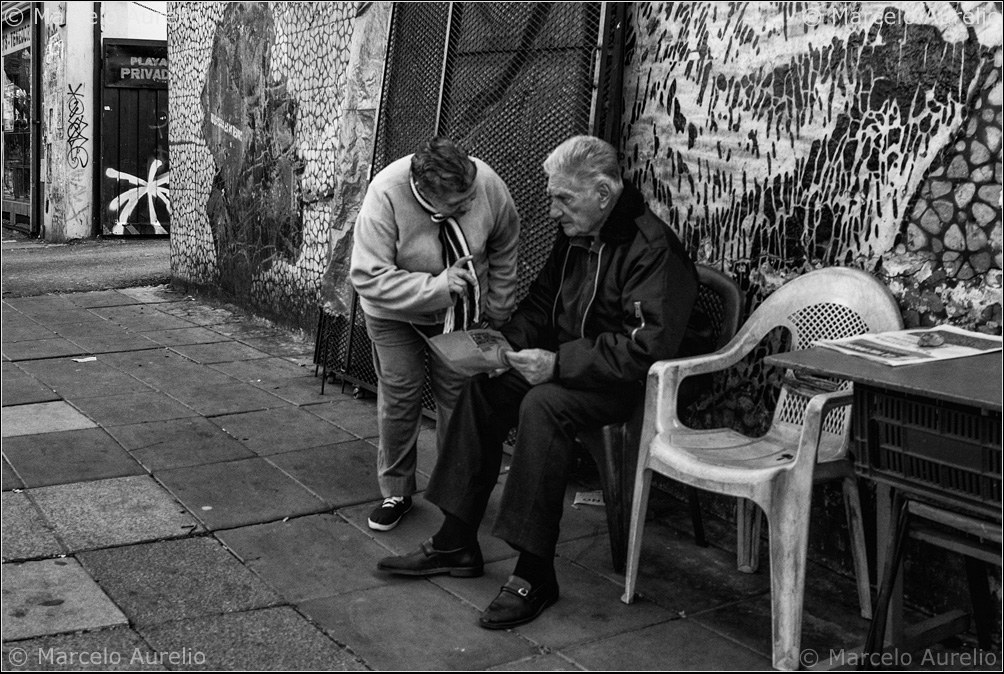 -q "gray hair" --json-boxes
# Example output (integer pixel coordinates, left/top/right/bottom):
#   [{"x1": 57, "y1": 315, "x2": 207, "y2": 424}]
[
  {"x1": 542, "y1": 135, "x2": 623, "y2": 194},
  {"x1": 411, "y1": 136, "x2": 477, "y2": 197}
]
